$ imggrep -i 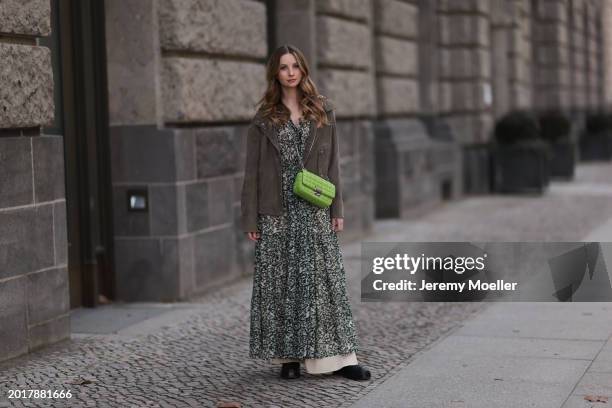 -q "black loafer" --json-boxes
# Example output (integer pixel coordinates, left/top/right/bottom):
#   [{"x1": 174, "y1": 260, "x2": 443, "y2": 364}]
[
  {"x1": 280, "y1": 362, "x2": 301, "y2": 379},
  {"x1": 333, "y1": 364, "x2": 371, "y2": 381}
]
